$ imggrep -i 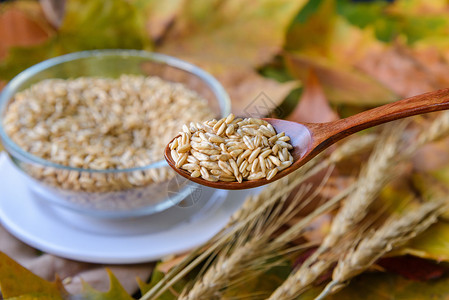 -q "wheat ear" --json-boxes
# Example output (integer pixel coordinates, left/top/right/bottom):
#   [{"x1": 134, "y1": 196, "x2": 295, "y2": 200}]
[
  {"x1": 268, "y1": 123, "x2": 405, "y2": 300},
  {"x1": 179, "y1": 182, "x2": 312, "y2": 300},
  {"x1": 319, "y1": 122, "x2": 407, "y2": 252},
  {"x1": 315, "y1": 200, "x2": 446, "y2": 300},
  {"x1": 140, "y1": 134, "x2": 377, "y2": 300},
  {"x1": 180, "y1": 167, "x2": 354, "y2": 300},
  {"x1": 414, "y1": 111, "x2": 449, "y2": 149}
]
